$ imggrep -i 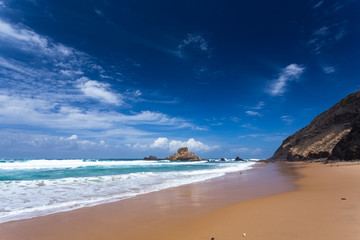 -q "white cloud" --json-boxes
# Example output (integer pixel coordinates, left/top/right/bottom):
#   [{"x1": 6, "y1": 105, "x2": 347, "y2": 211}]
[
  {"x1": 323, "y1": 66, "x2": 335, "y2": 74},
  {"x1": 66, "y1": 134, "x2": 78, "y2": 140},
  {"x1": 77, "y1": 77, "x2": 121, "y2": 105},
  {"x1": 267, "y1": 64, "x2": 305, "y2": 96},
  {"x1": 246, "y1": 110, "x2": 262, "y2": 116},
  {"x1": 168, "y1": 138, "x2": 217, "y2": 152},
  {"x1": 134, "y1": 90, "x2": 142, "y2": 96},
  {"x1": 128, "y1": 137, "x2": 218, "y2": 152},
  {"x1": 150, "y1": 137, "x2": 169, "y2": 148}
]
